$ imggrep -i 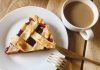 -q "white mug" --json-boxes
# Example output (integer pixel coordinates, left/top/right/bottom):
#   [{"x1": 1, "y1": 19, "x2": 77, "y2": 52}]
[{"x1": 61, "y1": 0, "x2": 99, "y2": 40}]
